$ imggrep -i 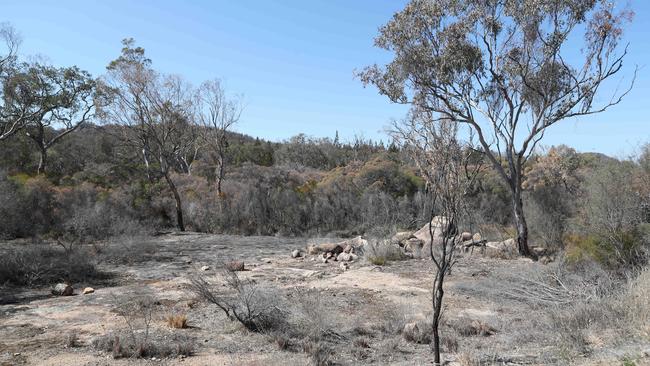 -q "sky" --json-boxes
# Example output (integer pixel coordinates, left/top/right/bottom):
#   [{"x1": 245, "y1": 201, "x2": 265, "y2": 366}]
[{"x1": 2, "y1": 0, "x2": 649, "y2": 157}]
